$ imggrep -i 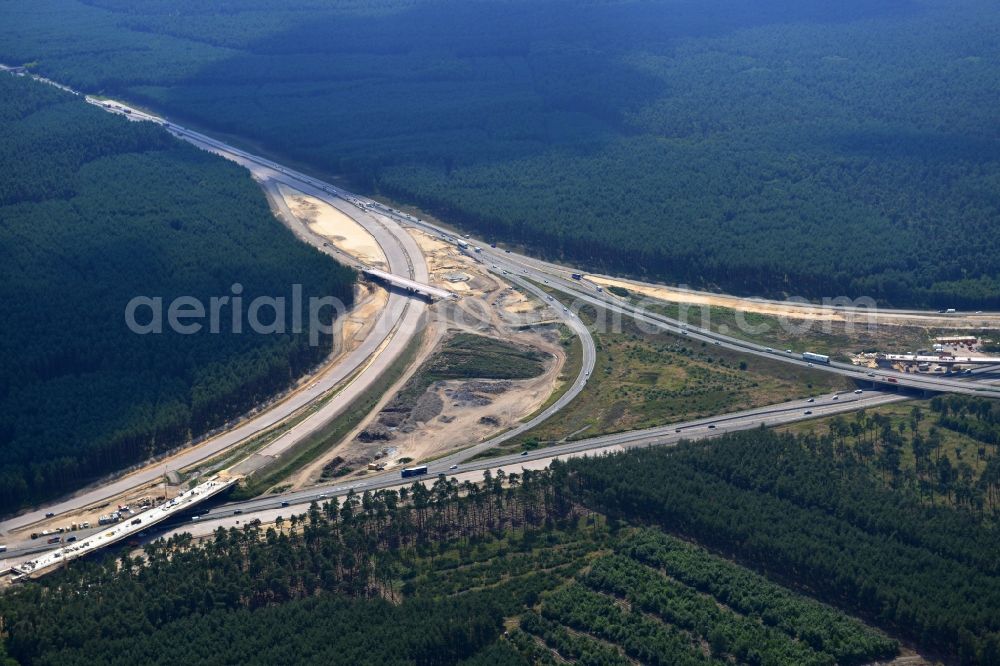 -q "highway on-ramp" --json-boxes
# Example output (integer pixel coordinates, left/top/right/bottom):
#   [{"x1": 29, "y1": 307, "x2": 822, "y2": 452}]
[
  {"x1": 0, "y1": 103, "x2": 432, "y2": 538},
  {"x1": 363, "y1": 207, "x2": 1000, "y2": 400},
  {"x1": 4, "y1": 91, "x2": 996, "y2": 569}
]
